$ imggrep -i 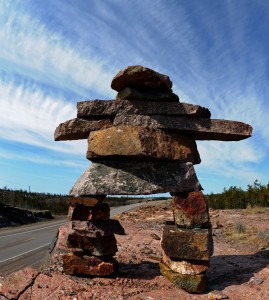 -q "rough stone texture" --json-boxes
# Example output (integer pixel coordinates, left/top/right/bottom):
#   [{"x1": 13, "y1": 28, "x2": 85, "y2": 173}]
[
  {"x1": 172, "y1": 191, "x2": 210, "y2": 228},
  {"x1": 111, "y1": 65, "x2": 173, "y2": 92},
  {"x1": 54, "y1": 118, "x2": 113, "y2": 141},
  {"x1": 70, "y1": 161, "x2": 202, "y2": 196},
  {"x1": 162, "y1": 251, "x2": 209, "y2": 275},
  {"x1": 116, "y1": 87, "x2": 179, "y2": 102},
  {"x1": 71, "y1": 220, "x2": 126, "y2": 237},
  {"x1": 62, "y1": 253, "x2": 118, "y2": 276},
  {"x1": 114, "y1": 114, "x2": 253, "y2": 141},
  {"x1": 161, "y1": 224, "x2": 213, "y2": 260},
  {"x1": 0, "y1": 267, "x2": 39, "y2": 299},
  {"x1": 159, "y1": 262, "x2": 207, "y2": 293},
  {"x1": 208, "y1": 290, "x2": 229, "y2": 299},
  {"x1": 77, "y1": 99, "x2": 211, "y2": 118},
  {"x1": 68, "y1": 196, "x2": 106, "y2": 207},
  {"x1": 87, "y1": 125, "x2": 201, "y2": 164},
  {"x1": 67, "y1": 203, "x2": 110, "y2": 221},
  {"x1": 67, "y1": 233, "x2": 117, "y2": 256}
]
